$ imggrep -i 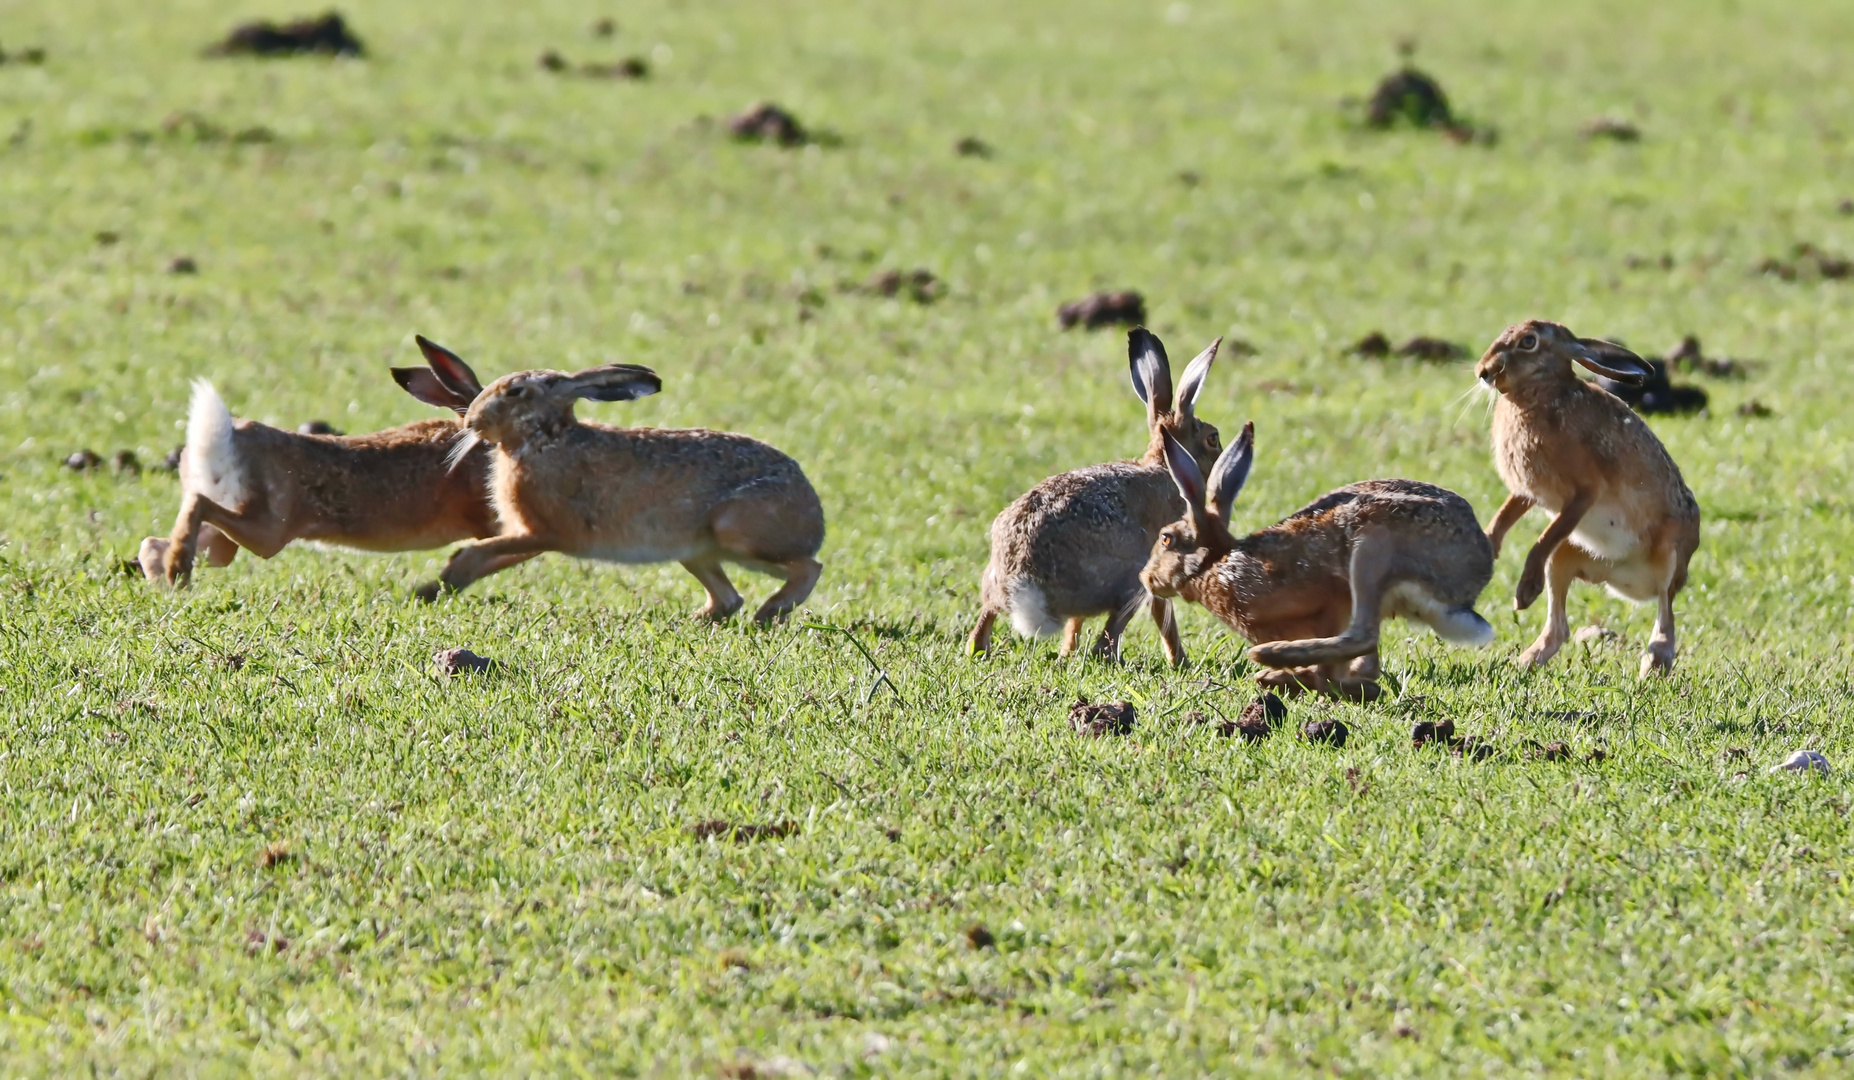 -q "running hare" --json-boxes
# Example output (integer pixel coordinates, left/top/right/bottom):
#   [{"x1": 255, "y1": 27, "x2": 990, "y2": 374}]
[
  {"x1": 1142, "y1": 422, "x2": 1495, "y2": 700},
  {"x1": 969, "y1": 328, "x2": 1224, "y2": 664},
  {"x1": 1476, "y1": 320, "x2": 1700, "y2": 676},
  {"x1": 413, "y1": 363, "x2": 824, "y2": 622},
  {"x1": 140, "y1": 336, "x2": 496, "y2": 585}
]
